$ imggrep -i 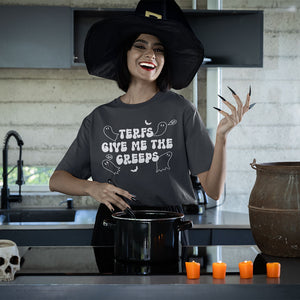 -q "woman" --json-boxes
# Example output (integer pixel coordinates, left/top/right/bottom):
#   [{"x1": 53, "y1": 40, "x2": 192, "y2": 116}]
[{"x1": 49, "y1": 0, "x2": 252, "y2": 246}]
